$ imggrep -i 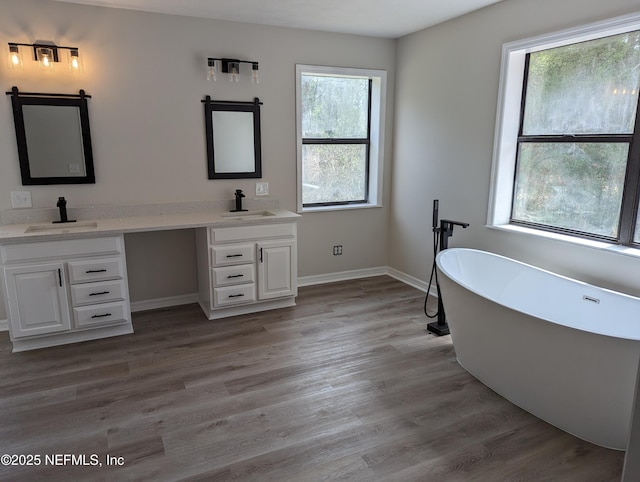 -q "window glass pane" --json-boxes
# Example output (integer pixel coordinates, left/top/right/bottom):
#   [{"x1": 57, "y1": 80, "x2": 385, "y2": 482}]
[
  {"x1": 302, "y1": 144, "x2": 367, "y2": 204},
  {"x1": 523, "y1": 31, "x2": 640, "y2": 135},
  {"x1": 301, "y1": 75, "x2": 369, "y2": 138},
  {"x1": 512, "y1": 143, "x2": 627, "y2": 237}
]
